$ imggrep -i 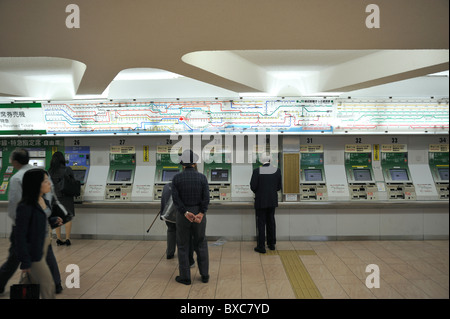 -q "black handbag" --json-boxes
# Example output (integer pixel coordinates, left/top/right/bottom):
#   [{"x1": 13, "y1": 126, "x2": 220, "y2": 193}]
[
  {"x1": 62, "y1": 170, "x2": 81, "y2": 196},
  {"x1": 10, "y1": 272, "x2": 40, "y2": 299},
  {"x1": 50, "y1": 197, "x2": 73, "y2": 228}
]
